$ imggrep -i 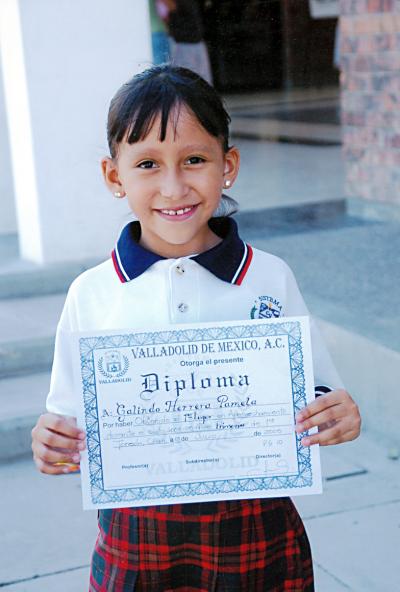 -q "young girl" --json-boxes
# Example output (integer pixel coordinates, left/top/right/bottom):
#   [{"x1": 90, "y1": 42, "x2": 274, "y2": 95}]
[{"x1": 31, "y1": 65, "x2": 361, "y2": 592}]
